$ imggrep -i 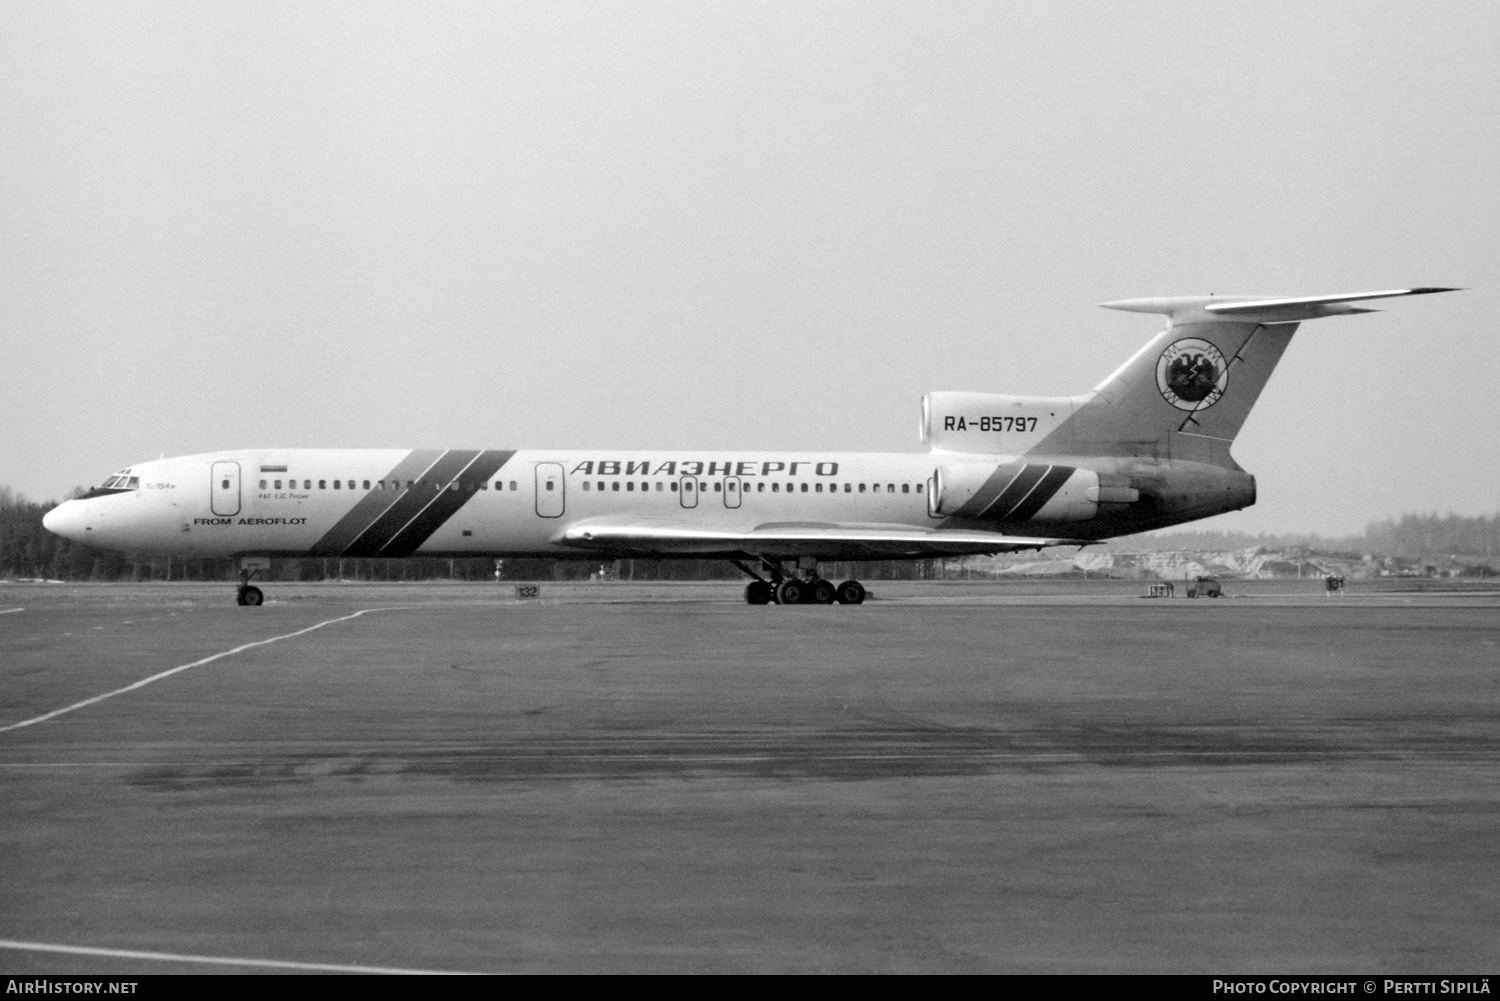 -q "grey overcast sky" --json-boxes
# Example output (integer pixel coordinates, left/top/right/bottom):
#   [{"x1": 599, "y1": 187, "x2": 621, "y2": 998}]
[{"x1": 1, "y1": 1, "x2": 1495, "y2": 536}]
